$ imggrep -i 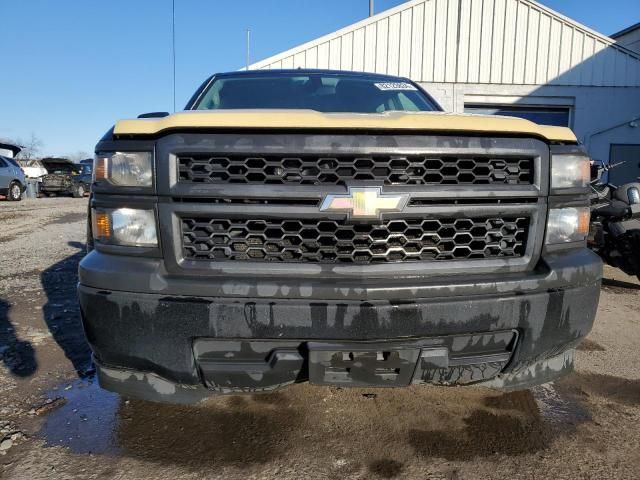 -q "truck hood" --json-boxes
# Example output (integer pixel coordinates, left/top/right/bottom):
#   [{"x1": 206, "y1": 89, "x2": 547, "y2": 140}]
[{"x1": 113, "y1": 110, "x2": 577, "y2": 143}]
